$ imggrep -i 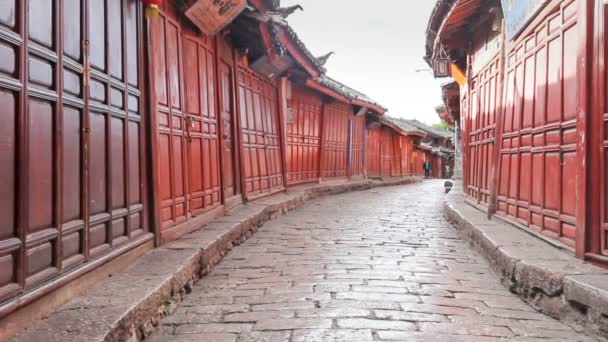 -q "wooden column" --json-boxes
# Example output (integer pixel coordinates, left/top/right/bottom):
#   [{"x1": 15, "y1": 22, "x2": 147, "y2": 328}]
[
  {"x1": 232, "y1": 52, "x2": 248, "y2": 203},
  {"x1": 214, "y1": 36, "x2": 227, "y2": 205},
  {"x1": 577, "y1": 0, "x2": 594, "y2": 259},
  {"x1": 488, "y1": 21, "x2": 507, "y2": 217},
  {"x1": 277, "y1": 77, "x2": 290, "y2": 191},
  {"x1": 318, "y1": 102, "x2": 327, "y2": 182}
]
